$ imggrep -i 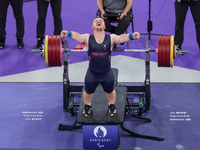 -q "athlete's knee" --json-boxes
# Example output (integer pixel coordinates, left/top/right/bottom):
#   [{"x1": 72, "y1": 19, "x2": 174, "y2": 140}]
[
  {"x1": 84, "y1": 86, "x2": 95, "y2": 94},
  {"x1": 103, "y1": 86, "x2": 114, "y2": 93}
]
